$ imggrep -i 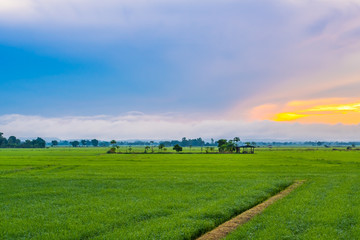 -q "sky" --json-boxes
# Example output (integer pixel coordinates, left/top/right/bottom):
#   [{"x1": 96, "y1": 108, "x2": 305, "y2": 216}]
[{"x1": 1, "y1": 0, "x2": 360, "y2": 141}]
